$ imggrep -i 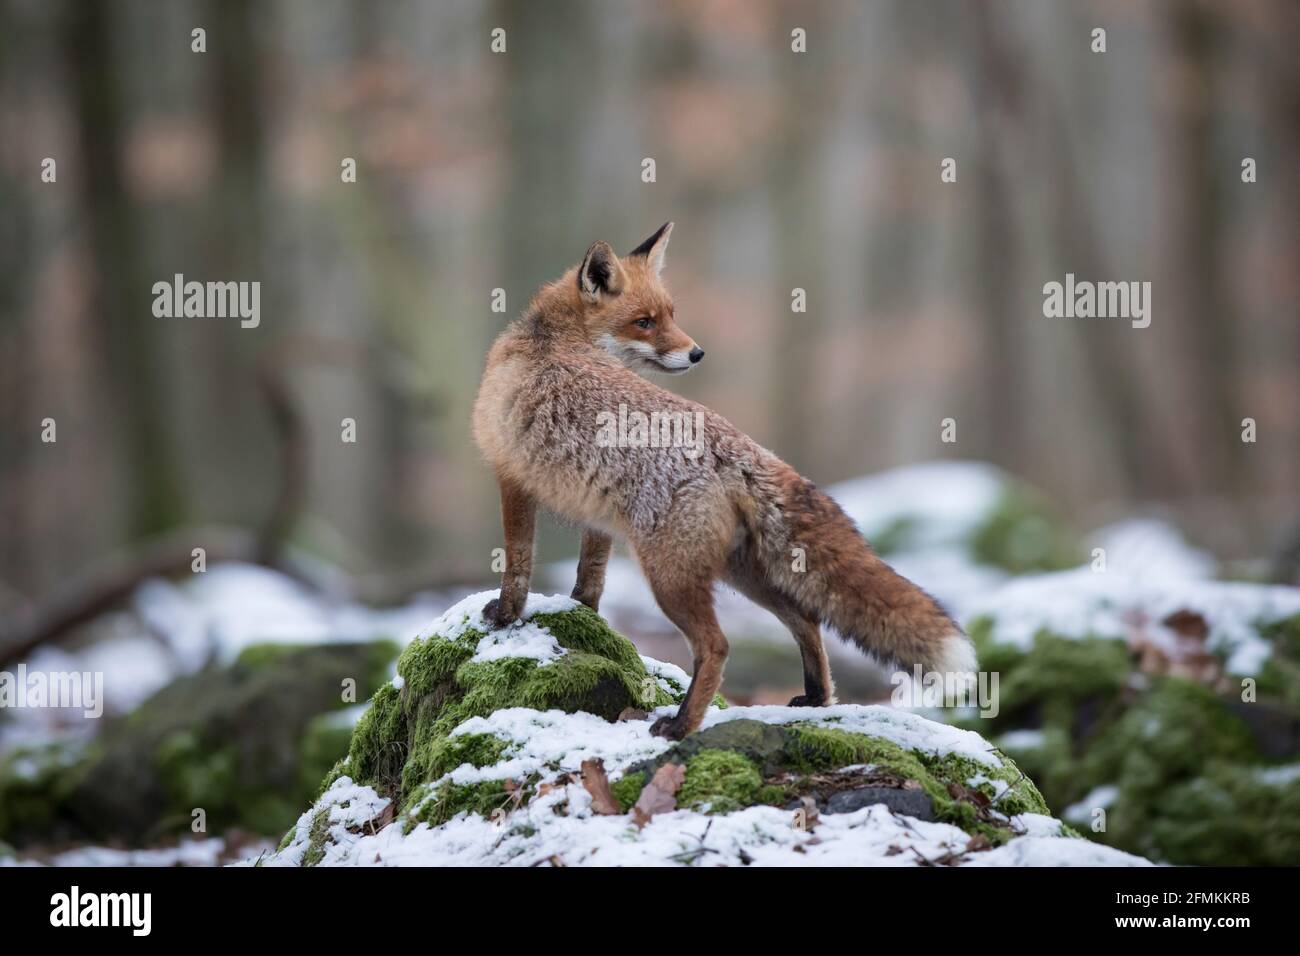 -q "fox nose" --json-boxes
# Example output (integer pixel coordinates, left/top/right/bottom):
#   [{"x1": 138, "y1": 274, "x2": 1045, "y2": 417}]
[{"x1": 689, "y1": 347, "x2": 705, "y2": 364}]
